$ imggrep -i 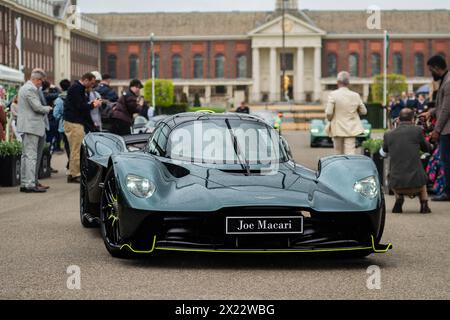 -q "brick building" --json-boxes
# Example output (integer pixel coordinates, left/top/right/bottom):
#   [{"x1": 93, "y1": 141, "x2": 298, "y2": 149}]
[
  {"x1": 1, "y1": 0, "x2": 450, "y2": 105},
  {"x1": 0, "y1": 0, "x2": 100, "y2": 87},
  {"x1": 88, "y1": 1, "x2": 450, "y2": 105}
]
